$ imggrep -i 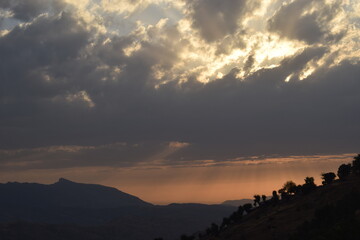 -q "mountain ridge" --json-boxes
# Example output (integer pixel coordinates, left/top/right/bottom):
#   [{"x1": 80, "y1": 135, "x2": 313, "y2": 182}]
[
  {"x1": 0, "y1": 178, "x2": 236, "y2": 240},
  {"x1": 0, "y1": 178, "x2": 151, "y2": 209},
  {"x1": 198, "y1": 176, "x2": 360, "y2": 240}
]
